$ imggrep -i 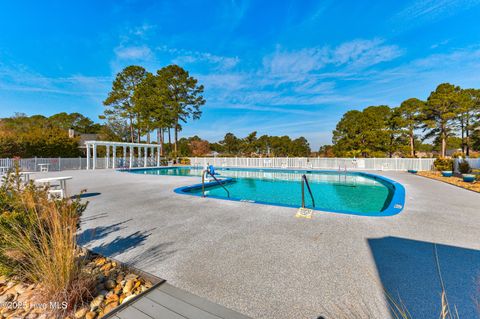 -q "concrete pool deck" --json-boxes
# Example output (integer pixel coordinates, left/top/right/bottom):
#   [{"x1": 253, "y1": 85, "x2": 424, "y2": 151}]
[{"x1": 35, "y1": 169, "x2": 480, "y2": 318}]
